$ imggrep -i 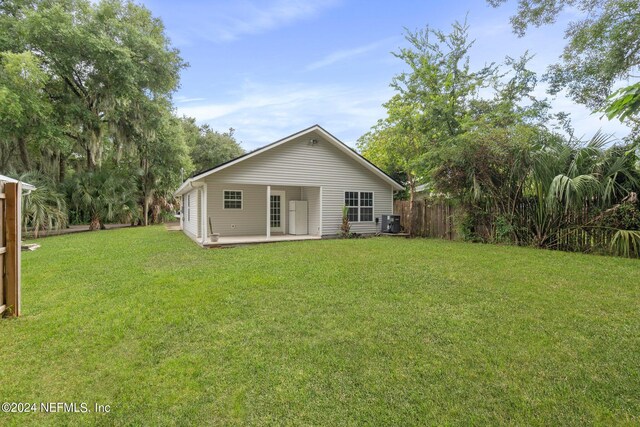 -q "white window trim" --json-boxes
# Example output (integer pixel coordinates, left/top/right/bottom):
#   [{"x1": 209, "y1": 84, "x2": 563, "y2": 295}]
[
  {"x1": 223, "y1": 189, "x2": 243, "y2": 210},
  {"x1": 344, "y1": 191, "x2": 375, "y2": 223},
  {"x1": 187, "y1": 194, "x2": 191, "y2": 222}
]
